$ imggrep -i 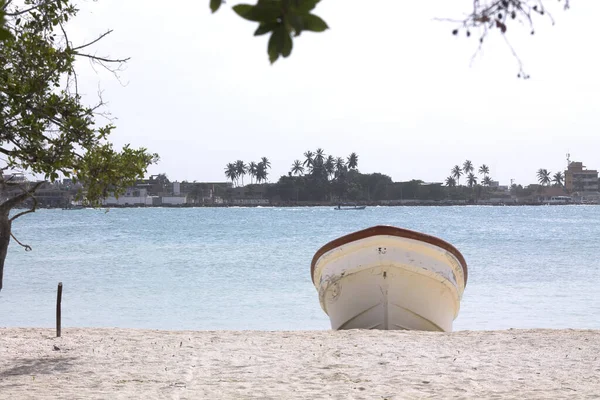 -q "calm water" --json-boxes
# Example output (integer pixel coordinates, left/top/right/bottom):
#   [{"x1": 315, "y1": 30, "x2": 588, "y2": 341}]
[{"x1": 1, "y1": 206, "x2": 599, "y2": 331}]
